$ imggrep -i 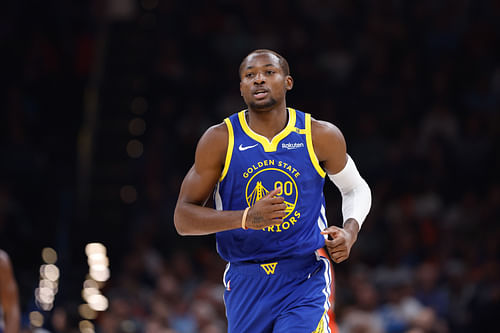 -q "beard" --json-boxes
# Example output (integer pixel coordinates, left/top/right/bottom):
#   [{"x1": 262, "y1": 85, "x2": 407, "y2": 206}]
[{"x1": 248, "y1": 97, "x2": 277, "y2": 111}]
